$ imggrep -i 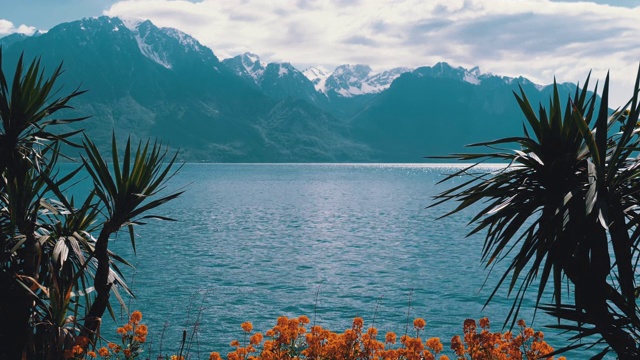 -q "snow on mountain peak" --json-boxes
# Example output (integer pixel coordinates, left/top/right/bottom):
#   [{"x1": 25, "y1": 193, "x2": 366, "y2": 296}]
[
  {"x1": 303, "y1": 66, "x2": 330, "y2": 79},
  {"x1": 303, "y1": 66, "x2": 330, "y2": 93},
  {"x1": 413, "y1": 63, "x2": 497, "y2": 87},
  {"x1": 162, "y1": 27, "x2": 203, "y2": 52},
  {"x1": 120, "y1": 17, "x2": 144, "y2": 32},
  {"x1": 241, "y1": 52, "x2": 266, "y2": 68},
  {"x1": 100, "y1": 17, "x2": 208, "y2": 69},
  {"x1": 129, "y1": 21, "x2": 173, "y2": 69},
  {"x1": 277, "y1": 63, "x2": 289, "y2": 77},
  {"x1": 243, "y1": 52, "x2": 261, "y2": 65},
  {"x1": 321, "y1": 64, "x2": 412, "y2": 97},
  {"x1": 463, "y1": 66, "x2": 482, "y2": 85},
  {"x1": 239, "y1": 52, "x2": 266, "y2": 82}
]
